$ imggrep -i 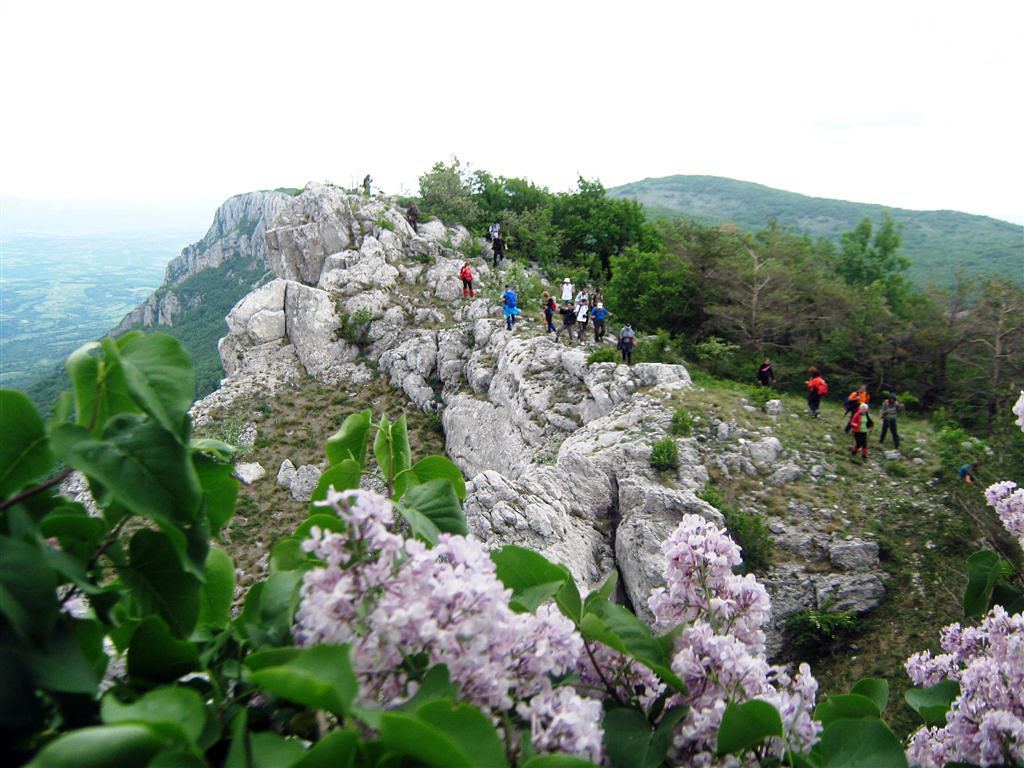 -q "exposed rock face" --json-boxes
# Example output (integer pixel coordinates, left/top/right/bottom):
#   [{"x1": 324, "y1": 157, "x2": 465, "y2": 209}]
[
  {"x1": 112, "y1": 190, "x2": 292, "y2": 334},
  {"x1": 189, "y1": 185, "x2": 887, "y2": 658}
]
